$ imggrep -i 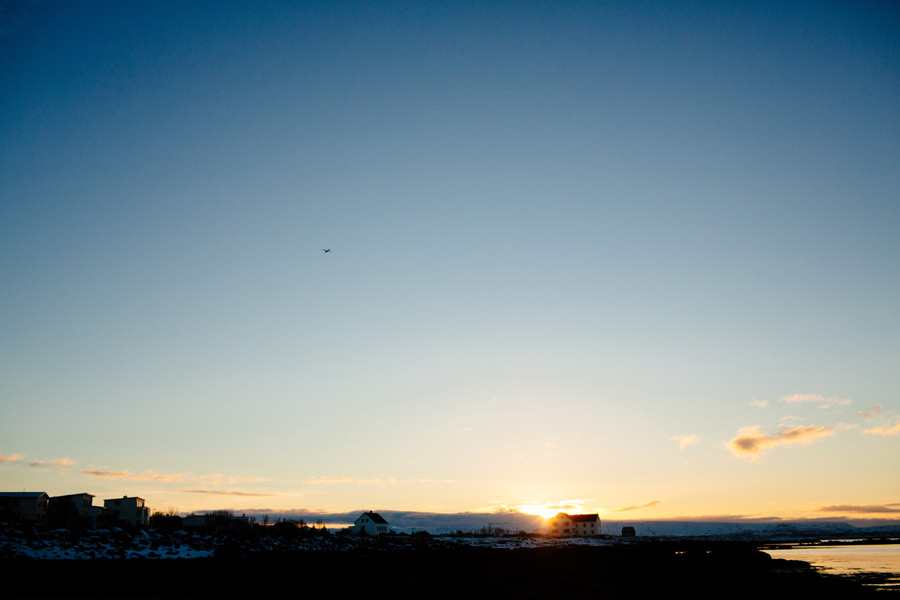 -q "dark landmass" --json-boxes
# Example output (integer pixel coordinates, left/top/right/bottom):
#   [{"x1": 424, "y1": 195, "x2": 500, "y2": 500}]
[{"x1": 7, "y1": 541, "x2": 893, "y2": 599}]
